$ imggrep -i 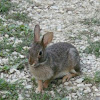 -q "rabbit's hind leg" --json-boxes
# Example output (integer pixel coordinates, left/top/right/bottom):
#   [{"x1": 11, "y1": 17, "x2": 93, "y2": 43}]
[
  {"x1": 43, "y1": 77, "x2": 53, "y2": 88},
  {"x1": 62, "y1": 69, "x2": 79, "y2": 83},
  {"x1": 43, "y1": 79, "x2": 51, "y2": 88}
]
